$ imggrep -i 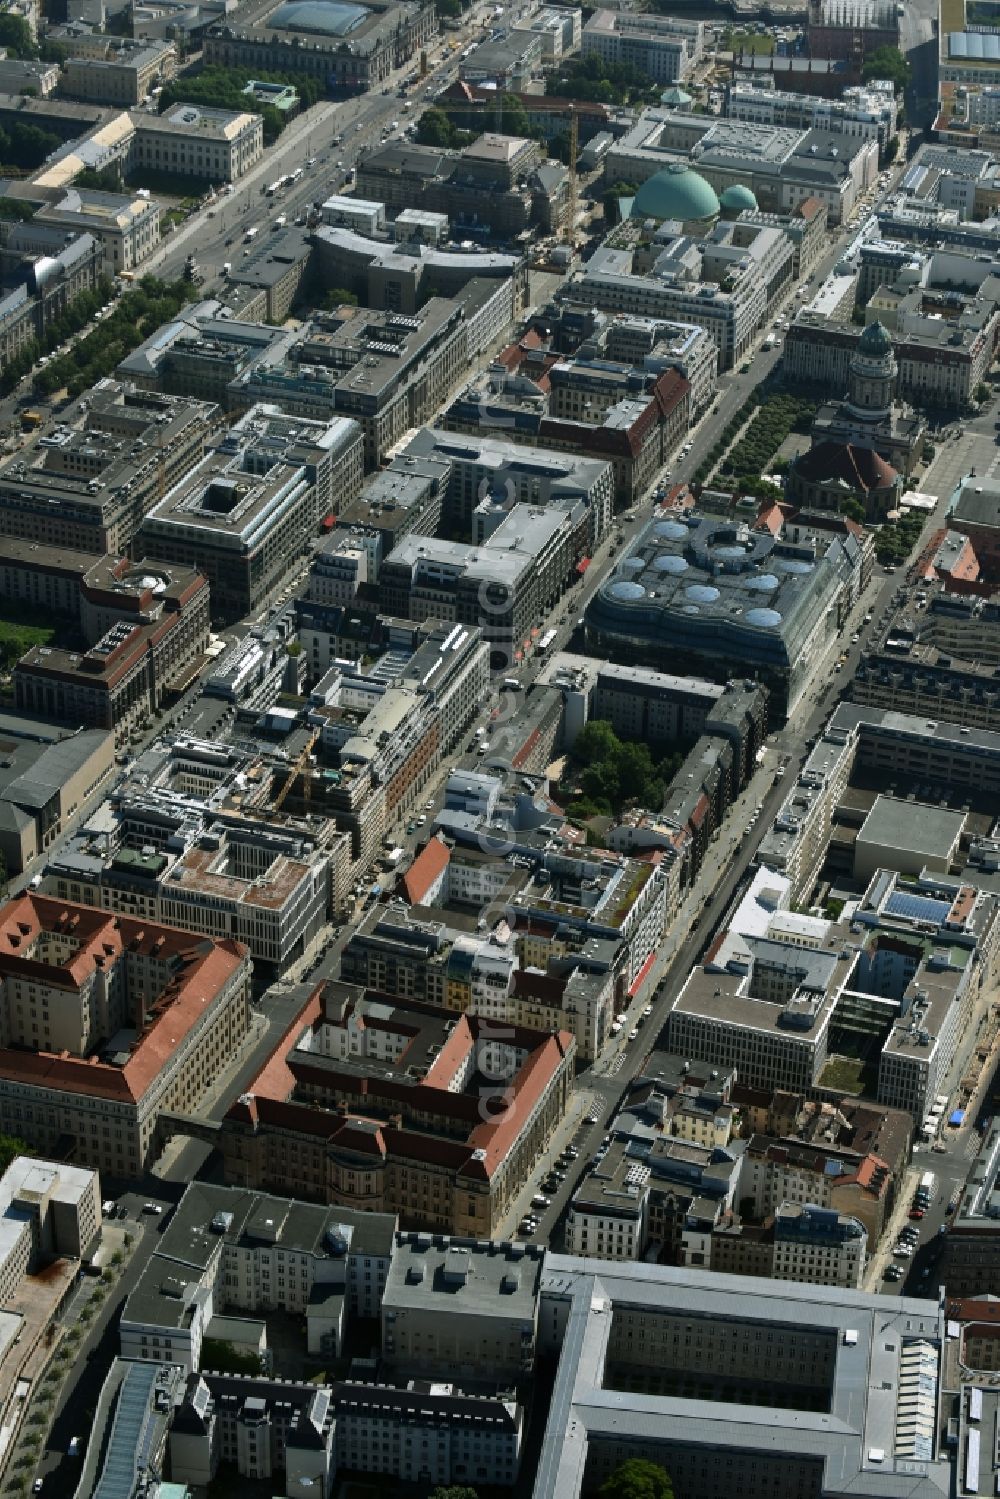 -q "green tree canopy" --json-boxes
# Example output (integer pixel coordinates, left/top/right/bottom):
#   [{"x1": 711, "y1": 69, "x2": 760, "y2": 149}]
[
  {"x1": 200, "y1": 1338, "x2": 262, "y2": 1376},
  {"x1": 862, "y1": 45, "x2": 911, "y2": 93},
  {"x1": 428, "y1": 1488, "x2": 480, "y2": 1499},
  {"x1": 600, "y1": 1458, "x2": 675, "y2": 1499},
  {"x1": 0, "y1": 1134, "x2": 27, "y2": 1174},
  {"x1": 567, "y1": 720, "x2": 682, "y2": 817}
]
